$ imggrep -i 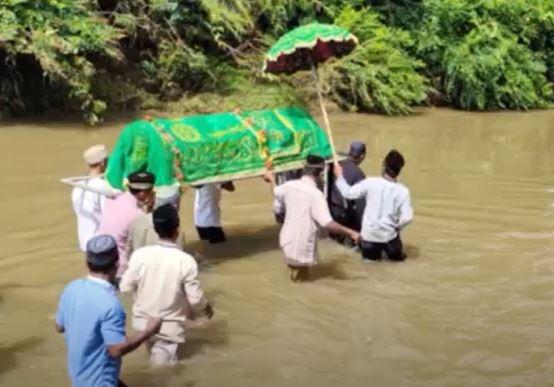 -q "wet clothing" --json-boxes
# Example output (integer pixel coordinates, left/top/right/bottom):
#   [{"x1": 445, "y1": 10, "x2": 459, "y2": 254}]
[
  {"x1": 146, "y1": 338, "x2": 180, "y2": 367},
  {"x1": 71, "y1": 176, "x2": 108, "y2": 252},
  {"x1": 194, "y1": 184, "x2": 222, "y2": 228},
  {"x1": 274, "y1": 176, "x2": 333, "y2": 266},
  {"x1": 360, "y1": 236, "x2": 406, "y2": 261},
  {"x1": 195, "y1": 184, "x2": 229, "y2": 243},
  {"x1": 120, "y1": 241, "x2": 206, "y2": 344},
  {"x1": 196, "y1": 226, "x2": 226, "y2": 244},
  {"x1": 335, "y1": 176, "x2": 413, "y2": 243},
  {"x1": 328, "y1": 159, "x2": 365, "y2": 231},
  {"x1": 97, "y1": 192, "x2": 144, "y2": 277},
  {"x1": 56, "y1": 276, "x2": 126, "y2": 387}
]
